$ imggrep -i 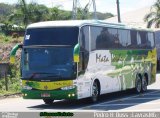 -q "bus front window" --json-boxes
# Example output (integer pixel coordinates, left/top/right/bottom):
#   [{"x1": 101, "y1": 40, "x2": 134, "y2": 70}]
[{"x1": 21, "y1": 27, "x2": 79, "y2": 81}]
